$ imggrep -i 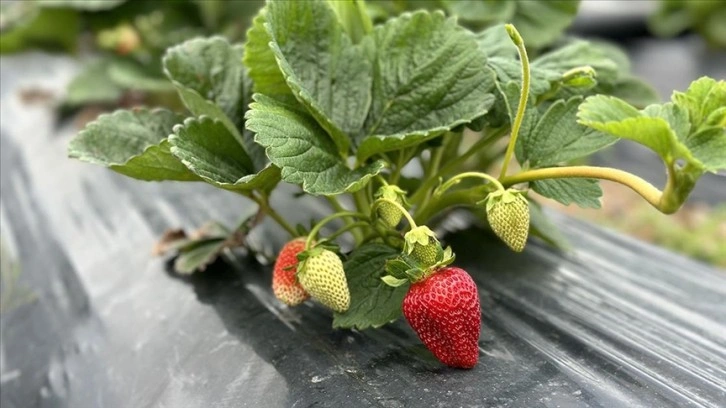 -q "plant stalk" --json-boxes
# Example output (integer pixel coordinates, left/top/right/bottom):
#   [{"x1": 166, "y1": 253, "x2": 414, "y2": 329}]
[
  {"x1": 501, "y1": 166, "x2": 663, "y2": 210},
  {"x1": 500, "y1": 24, "x2": 531, "y2": 178},
  {"x1": 253, "y1": 194, "x2": 297, "y2": 237},
  {"x1": 306, "y1": 211, "x2": 369, "y2": 249},
  {"x1": 409, "y1": 128, "x2": 506, "y2": 205},
  {"x1": 324, "y1": 195, "x2": 363, "y2": 242},
  {"x1": 435, "y1": 171, "x2": 505, "y2": 197}
]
